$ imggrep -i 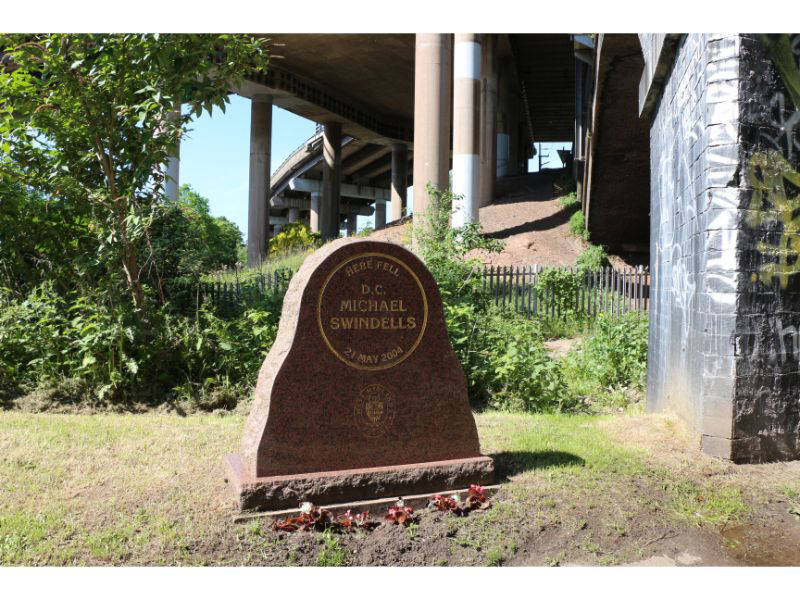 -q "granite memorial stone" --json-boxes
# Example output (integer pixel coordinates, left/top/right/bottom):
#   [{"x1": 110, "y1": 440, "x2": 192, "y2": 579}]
[{"x1": 225, "y1": 238, "x2": 494, "y2": 511}]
